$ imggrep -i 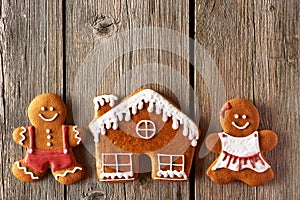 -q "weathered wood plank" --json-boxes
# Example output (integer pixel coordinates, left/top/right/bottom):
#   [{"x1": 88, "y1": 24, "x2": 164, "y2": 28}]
[
  {"x1": 195, "y1": 0, "x2": 258, "y2": 199},
  {"x1": 65, "y1": 0, "x2": 191, "y2": 199},
  {"x1": 0, "y1": 0, "x2": 64, "y2": 199},
  {"x1": 1, "y1": 0, "x2": 299, "y2": 199},
  {"x1": 194, "y1": 0, "x2": 299, "y2": 199},
  {"x1": 252, "y1": 1, "x2": 299, "y2": 199}
]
